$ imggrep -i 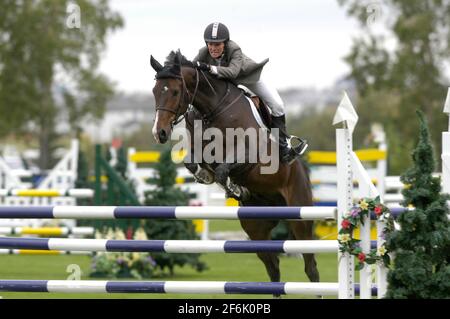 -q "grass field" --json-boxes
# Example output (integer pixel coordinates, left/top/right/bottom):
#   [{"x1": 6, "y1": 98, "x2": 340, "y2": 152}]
[
  {"x1": 0, "y1": 252, "x2": 338, "y2": 299},
  {"x1": 208, "y1": 220, "x2": 243, "y2": 232},
  {"x1": 0, "y1": 219, "x2": 343, "y2": 299}
]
